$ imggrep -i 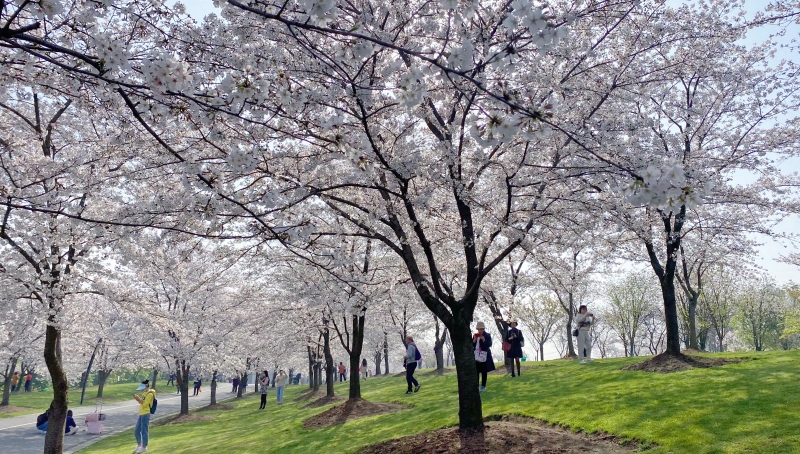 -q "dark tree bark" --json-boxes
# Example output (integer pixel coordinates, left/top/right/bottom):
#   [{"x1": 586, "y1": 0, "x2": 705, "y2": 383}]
[
  {"x1": 1, "y1": 357, "x2": 17, "y2": 406},
  {"x1": 322, "y1": 326, "x2": 335, "y2": 398},
  {"x1": 312, "y1": 359, "x2": 321, "y2": 392},
  {"x1": 210, "y1": 370, "x2": 217, "y2": 405},
  {"x1": 374, "y1": 349, "x2": 382, "y2": 376},
  {"x1": 383, "y1": 333, "x2": 389, "y2": 375},
  {"x1": 348, "y1": 311, "x2": 366, "y2": 400},
  {"x1": 151, "y1": 368, "x2": 158, "y2": 391},
  {"x1": 434, "y1": 317, "x2": 448, "y2": 373},
  {"x1": 237, "y1": 372, "x2": 247, "y2": 397},
  {"x1": 645, "y1": 206, "x2": 687, "y2": 356},
  {"x1": 449, "y1": 313, "x2": 483, "y2": 431},
  {"x1": 96, "y1": 370, "x2": 111, "y2": 398},
  {"x1": 43, "y1": 322, "x2": 68, "y2": 454},
  {"x1": 307, "y1": 346, "x2": 314, "y2": 390},
  {"x1": 175, "y1": 360, "x2": 190, "y2": 415},
  {"x1": 485, "y1": 291, "x2": 511, "y2": 373}
]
